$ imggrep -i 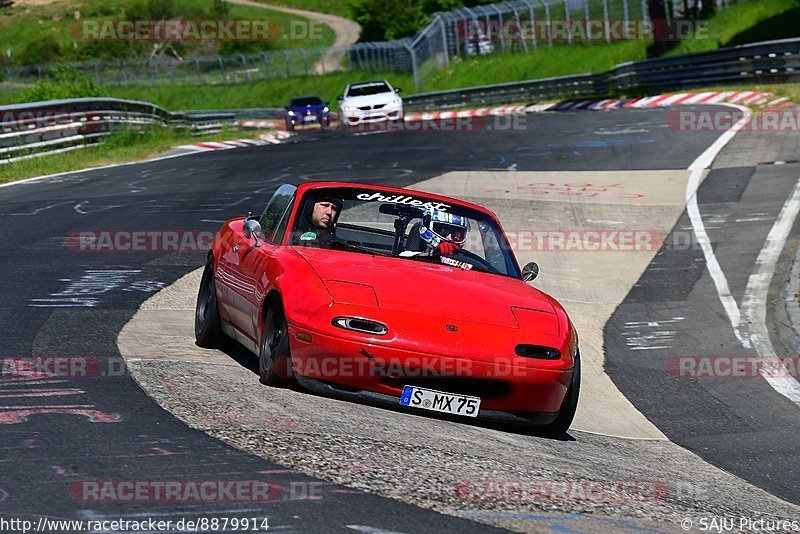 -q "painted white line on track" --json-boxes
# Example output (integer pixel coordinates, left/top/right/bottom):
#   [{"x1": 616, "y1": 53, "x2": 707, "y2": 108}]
[
  {"x1": 686, "y1": 103, "x2": 752, "y2": 347},
  {"x1": 687, "y1": 103, "x2": 800, "y2": 404},
  {"x1": 570, "y1": 428, "x2": 669, "y2": 441},
  {"x1": 346, "y1": 526, "x2": 408, "y2": 534},
  {"x1": 740, "y1": 179, "x2": 800, "y2": 405}
]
